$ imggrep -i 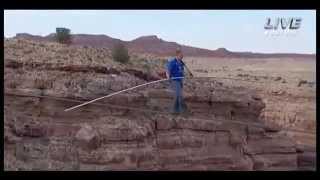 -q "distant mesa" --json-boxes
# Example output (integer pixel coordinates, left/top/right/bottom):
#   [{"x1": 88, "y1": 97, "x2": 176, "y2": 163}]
[
  {"x1": 46, "y1": 33, "x2": 56, "y2": 38},
  {"x1": 132, "y1": 35, "x2": 160, "y2": 41},
  {"x1": 216, "y1": 48, "x2": 229, "y2": 53},
  {"x1": 215, "y1": 48, "x2": 231, "y2": 56},
  {"x1": 12, "y1": 33, "x2": 315, "y2": 59}
]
